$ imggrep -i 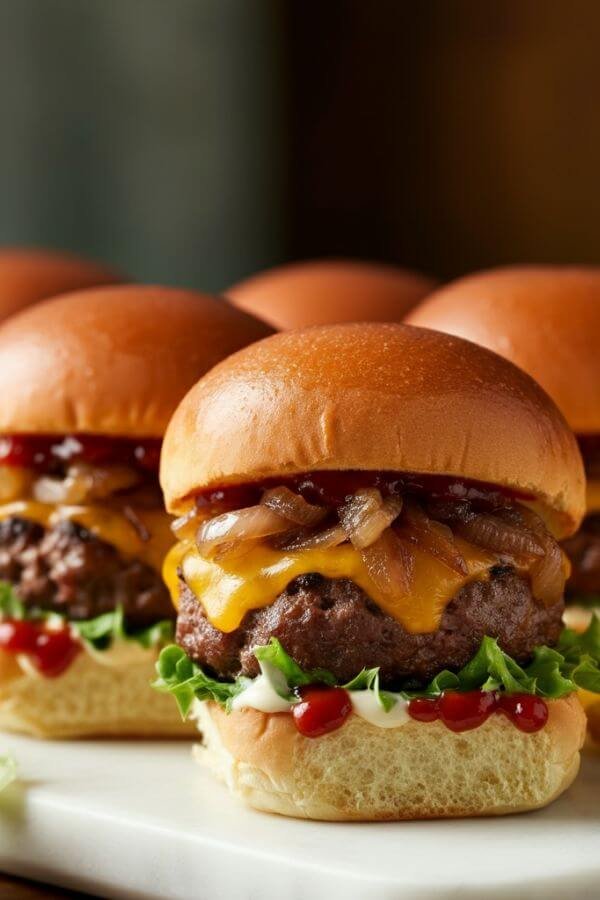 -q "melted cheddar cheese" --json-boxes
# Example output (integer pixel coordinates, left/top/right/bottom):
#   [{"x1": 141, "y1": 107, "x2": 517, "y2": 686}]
[
  {"x1": 163, "y1": 537, "x2": 496, "y2": 634},
  {"x1": 0, "y1": 500, "x2": 173, "y2": 572}
]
